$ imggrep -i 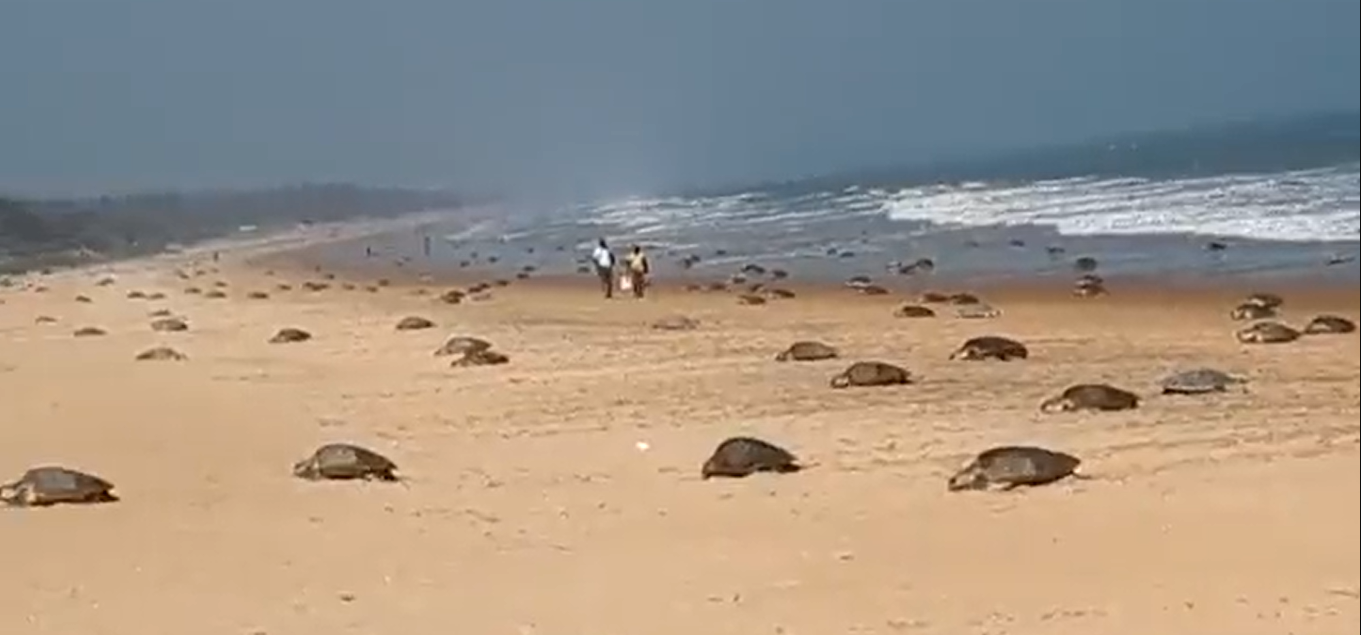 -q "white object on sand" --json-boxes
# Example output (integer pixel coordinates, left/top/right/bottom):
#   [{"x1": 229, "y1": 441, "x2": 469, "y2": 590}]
[{"x1": 635, "y1": 441, "x2": 650, "y2": 451}]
